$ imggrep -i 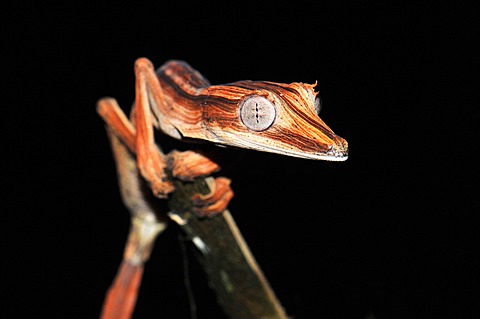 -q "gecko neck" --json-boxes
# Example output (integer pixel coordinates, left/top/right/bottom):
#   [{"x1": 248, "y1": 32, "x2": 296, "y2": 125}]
[{"x1": 153, "y1": 60, "x2": 210, "y2": 140}]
